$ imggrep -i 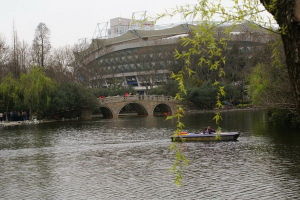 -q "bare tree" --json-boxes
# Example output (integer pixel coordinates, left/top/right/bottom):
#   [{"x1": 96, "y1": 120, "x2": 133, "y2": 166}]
[
  {"x1": 32, "y1": 22, "x2": 51, "y2": 67},
  {"x1": 72, "y1": 38, "x2": 91, "y2": 83},
  {"x1": 5, "y1": 25, "x2": 30, "y2": 78},
  {"x1": 46, "y1": 46, "x2": 75, "y2": 83},
  {"x1": 10, "y1": 24, "x2": 20, "y2": 77},
  {"x1": 0, "y1": 36, "x2": 9, "y2": 65},
  {"x1": 19, "y1": 40, "x2": 30, "y2": 72},
  {"x1": 0, "y1": 36, "x2": 10, "y2": 79}
]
